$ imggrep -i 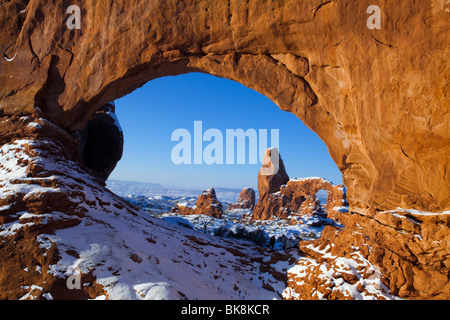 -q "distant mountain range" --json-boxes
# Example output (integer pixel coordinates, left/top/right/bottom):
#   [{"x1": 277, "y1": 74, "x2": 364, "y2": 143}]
[{"x1": 106, "y1": 179, "x2": 248, "y2": 203}]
